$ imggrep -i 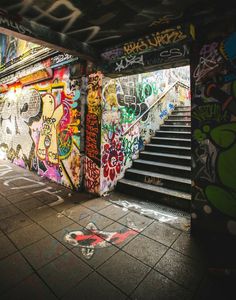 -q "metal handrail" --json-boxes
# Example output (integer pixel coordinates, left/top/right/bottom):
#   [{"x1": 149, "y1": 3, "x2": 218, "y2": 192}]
[{"x1": 121, "y1": 80, "x2": 189, "y2": 136}]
